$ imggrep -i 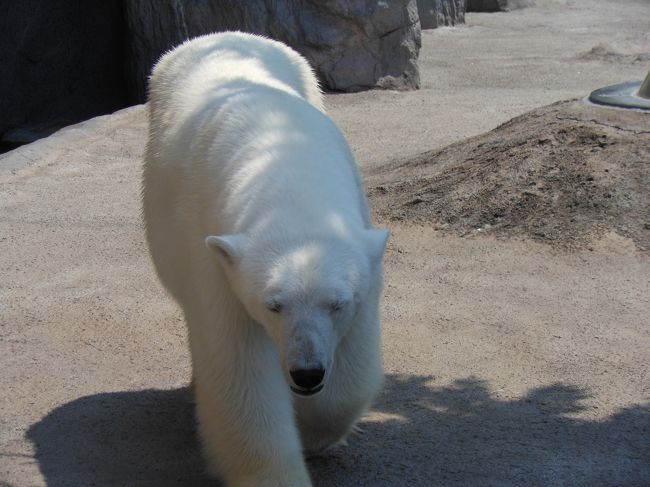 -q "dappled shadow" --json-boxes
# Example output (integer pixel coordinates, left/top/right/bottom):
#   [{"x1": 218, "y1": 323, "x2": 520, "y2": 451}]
[
  {"x1": 309, "y1": 375, "x2": 649, "y2": 486},
  {"x1": 27, "y1": 376, "x2": 649, "y2": 486}
]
